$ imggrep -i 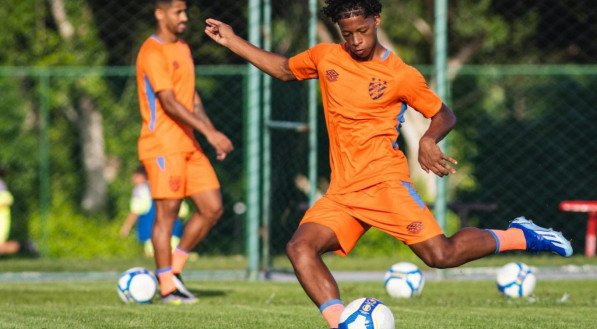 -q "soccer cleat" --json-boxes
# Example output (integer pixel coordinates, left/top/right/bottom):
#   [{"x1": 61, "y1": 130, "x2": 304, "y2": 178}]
[
  {"x1": 508, "y1": 216, "x2": 573, "y2": 257},
  {"x1": 160, "y1": 289, "x2": 197, "y2": 305},
  {"x1": 173, "y1": 273, "x2": 197, "y2": 300}
]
